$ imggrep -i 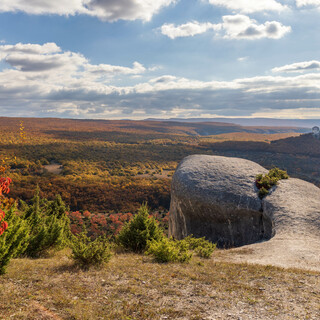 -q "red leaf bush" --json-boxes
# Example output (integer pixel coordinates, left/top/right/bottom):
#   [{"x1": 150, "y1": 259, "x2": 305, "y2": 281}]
[
  {"x1": 67, "y1": 210, "x2": 169, "y2": 239},
  {"x1": 0, "y1": 177, "x2": 11, "y2": 236}
]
